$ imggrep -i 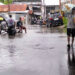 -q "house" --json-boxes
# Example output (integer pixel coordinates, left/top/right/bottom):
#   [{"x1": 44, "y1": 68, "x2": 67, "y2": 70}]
[
  {"x1": 0, "y1": 4, "x2": 30, "y2": 24},
  {"x1": 41, "y1": 0, "x2": 60, "y2": 19},
  {"x1": 13, "y1": 0, "x2": 60, "y2": 19},
  {"x1": 13, "y1": 0, "x2": 42, "y2": 24},
  {"x1": 46, "y1": 0, "x2": 60, "y2": 12}
]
